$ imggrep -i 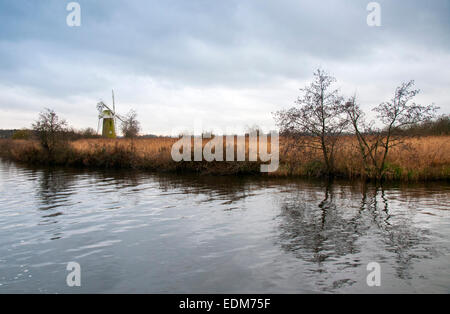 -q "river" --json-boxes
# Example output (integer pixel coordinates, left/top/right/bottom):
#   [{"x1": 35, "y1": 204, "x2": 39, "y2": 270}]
[{"x1": 0, "y1": 160, "x2": 448, "y2": 293}]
